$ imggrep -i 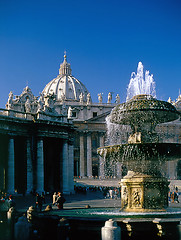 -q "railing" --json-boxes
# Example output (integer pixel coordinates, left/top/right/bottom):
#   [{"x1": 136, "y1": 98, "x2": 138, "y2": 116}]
[{"x1": 0, "y1": 108, "x2": 71, "y2": 124}]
